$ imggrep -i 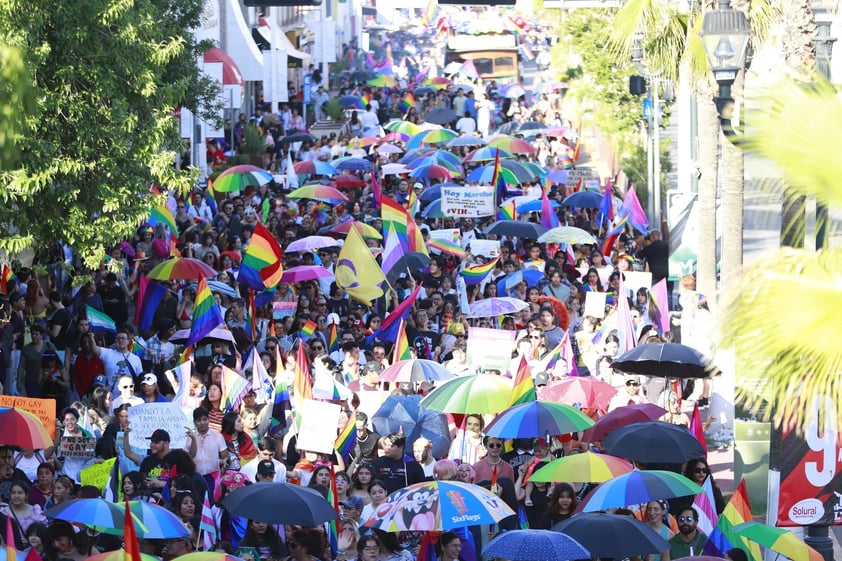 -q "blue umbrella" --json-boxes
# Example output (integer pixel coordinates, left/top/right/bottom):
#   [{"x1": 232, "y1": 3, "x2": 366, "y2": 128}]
[
  {"x1": 45, "y1": 498, "x2": 148, "y2": 531},
  {"x1": 484, "y1": 401, "x2": 594, "y2": 439},
  {"x1": 496, "y1": 269, "x2": 545, "y2": 294},
  {"x1": 578, "y1": 470, "x2": 703, "y2": 512},
  {"x1": 447, "y1": 135, "x2": 486, "y2": 147},
  {"x1": 422, "y1": 199, "x2": 445, "y2": 218},
  {"x1": 561, "y1": 190, "x2": 602, "y2": 209},
  {"x1": 332, "y1": 157, "x2": 373, "y2": 171},
  {"x1": 414, "y1": 86, "x2": 437, "y2": 96},
  {"x1": 371, "y1": 395, "x2": 452, "y2": 459},
  {"x1": 339, "y1": 95, "x2": 364, "y2": 108},
  {"x1": 483, "y1": 529, "x2": 590, "y2": 561},
  {"x1": 463, "y1": 147, "x2": 513, "y2": 163},
  {"x1": 517, "y1": 198, "x2": 561, "y2": 213},
  {"x1": 546, "y1": 169, "x2": 568, "y2": 184}
]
